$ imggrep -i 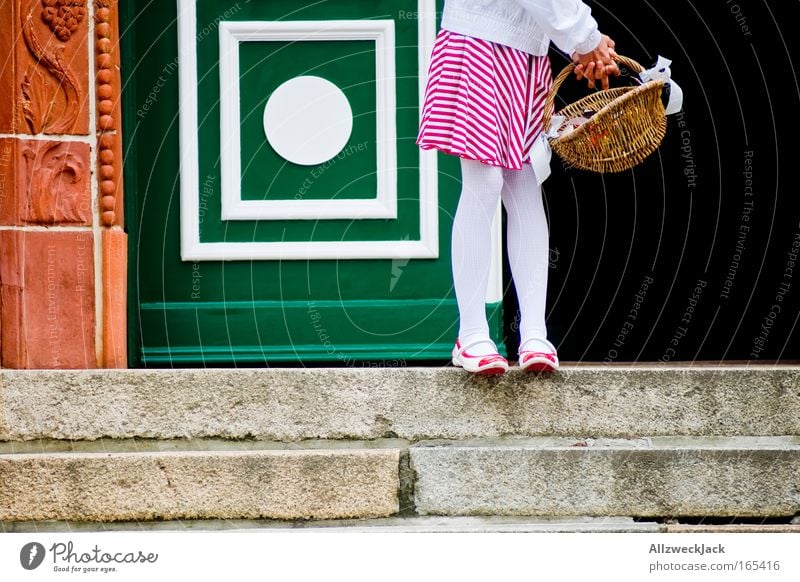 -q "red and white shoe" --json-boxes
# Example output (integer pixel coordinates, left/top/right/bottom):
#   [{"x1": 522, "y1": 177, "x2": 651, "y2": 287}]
[
  {"x1": 519, "y1": 338, "x2": 559, "y2": 373},
  {"x1": 452, "y1": 339, "x2": 508, "y2": 375}
]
